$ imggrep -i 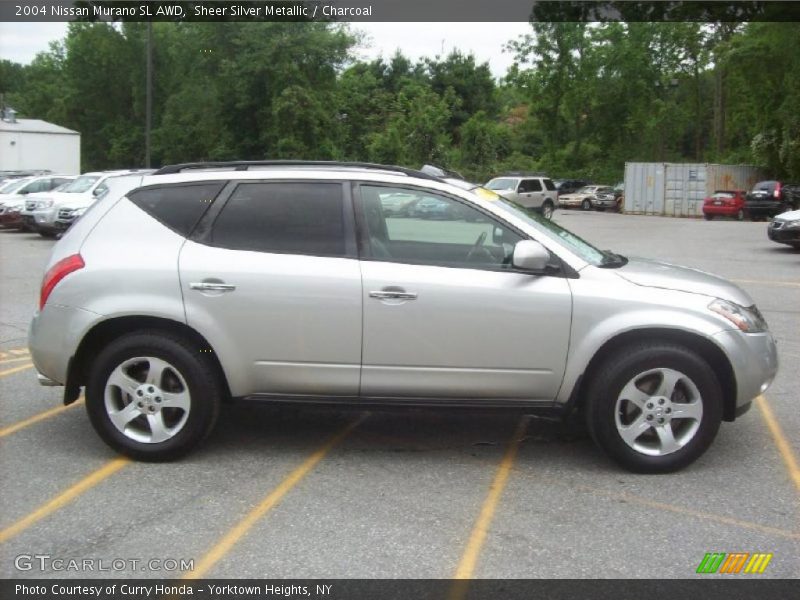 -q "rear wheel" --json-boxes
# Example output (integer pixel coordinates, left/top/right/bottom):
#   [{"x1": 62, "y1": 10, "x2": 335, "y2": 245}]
[
  {"x1": 703, "y1": 214, "x2": 713, "y2": 221},
  {"x1": 581, "y1": 199, "x2": 592, "y2": 211},
  {"x1": 736, "y1": 209, "x2": 745, "y2": 221},
  {"x1": 541, "y1": 201, "x2": 554, "y2": 220},
  {"x1": 86, "y1": 331, "x2": 222, "y2": 461},
  {"x1": 585, "y1": 342, "x2": 723, "y2": 473}
]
